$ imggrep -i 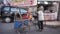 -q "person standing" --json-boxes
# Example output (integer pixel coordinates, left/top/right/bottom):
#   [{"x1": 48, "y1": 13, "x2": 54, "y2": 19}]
[{"x1": 37, "y1": 6, "x2": 44, "y2": 31}]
